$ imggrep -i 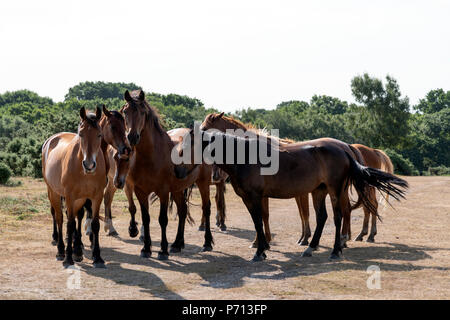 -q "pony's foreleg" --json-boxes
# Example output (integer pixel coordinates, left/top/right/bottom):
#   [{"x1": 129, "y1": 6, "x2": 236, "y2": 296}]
[
  {"x1": 170, "y1": 191, "x2": 187, "y2": 253},
  {"x1": 198, "y1": 181, "x2": 213, "y2": 251},
  {"x1": 125, "y1": 183, "x2": 139, "y2": 238},
  {"x1": 90, "y1": 196, "x2": 106, "y2": 268},
  {"x1": 215, "y1": 181, "x2": 227, "y2": 231},
  {"x1": 302, "y1": 187, "x2": 328, "y2": 258},
  {"x1": 157, "y1": 193, "x2": 170, "y2": 260},
  {"x1": 242, "y1": 195, "x2": 269, "y2": 262},
  {"x1": 251, "y1": 197, "x2": 270, "y2": 248},
  {"x1": 103, "y1": 181, "x2": 118, "y2": 237},
  {"x1": 135, "y1": 187, "x2": 151, "y2": 258}
]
